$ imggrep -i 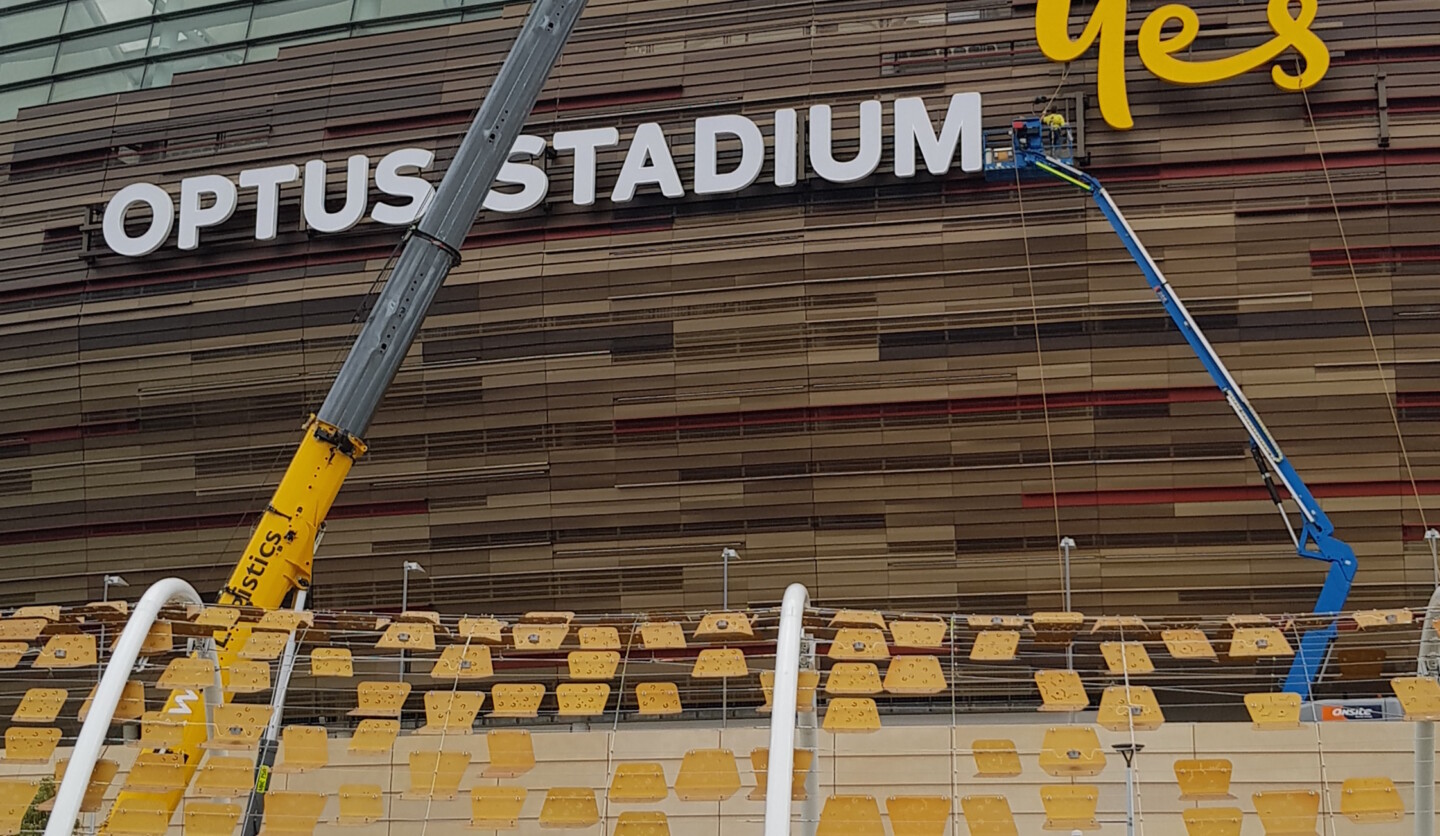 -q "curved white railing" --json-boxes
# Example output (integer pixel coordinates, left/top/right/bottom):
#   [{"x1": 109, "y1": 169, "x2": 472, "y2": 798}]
[
  {"x1": 764, "y1": 583, "x2": 811, "y2": 836},
  {"x1": 45, "y1": 578, "x2": 215, "y2": 836}
]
